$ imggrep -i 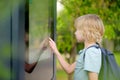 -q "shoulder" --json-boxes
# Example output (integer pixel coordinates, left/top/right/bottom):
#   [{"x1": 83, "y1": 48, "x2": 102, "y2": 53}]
[
  {"x1": 86, "y1": 46, "x2": 101, "y2": 53},
  {"x1": 85, "y1": 46, "x2": 101, "y2": 57},
  {"x1": 84, "y1": 46, "x2": 102, "y2": 73}
]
